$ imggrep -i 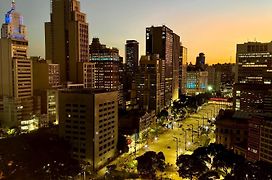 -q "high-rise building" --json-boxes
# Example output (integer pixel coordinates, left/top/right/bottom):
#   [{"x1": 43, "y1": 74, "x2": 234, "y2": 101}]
[
  {"x1": 234, "y1": 42, "x2": 272, "y2": 112},
  {"x1": 137, "y1": 55, "x2": 165, "y2": 113},
  {"x1": 85, "y1": 38, "x2": 123, "y2": 108},
  {"x1": 124, "y1": 40, "x2": 139, "y2": 110},
  {"x1": 236, "y1": 42, "x2": 272, "y2": 84},
  {"x1": 207, "y1": 63, "x2": 235, "y2": 96},
  {"x1": 196, "y1": 53, "x2": 205, "y2": 71},
  {"x1": 125, "y1": 40, "x2": 139, "y2": 76},
  {"x1": 45, "y1": 0, "x2": 89, "y2": 83},
  {"x1": 88, "y1": 38, "x2": 120, "y2": 90},
  {"x1": 233, "y1": 83, "x2": 272, "y2": 112},
  {"x1": 172, "y1": 34, "x2": 180, "y2": 101},
  {"x1": 179, "y1": 46, "x2": 187, "y2": 95},
  {"x1": 146, "y1": 25, "x2": 180, "y2": 105},
  {"x1": 32, "y1": 57, "x2": 60, "y2": 125},
  {"x1": 58, "y1": 88, "x2": 118, "y2": 170},
  {"x1": 0, "y1": 1, "x2": 35, "y2": 130}
]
